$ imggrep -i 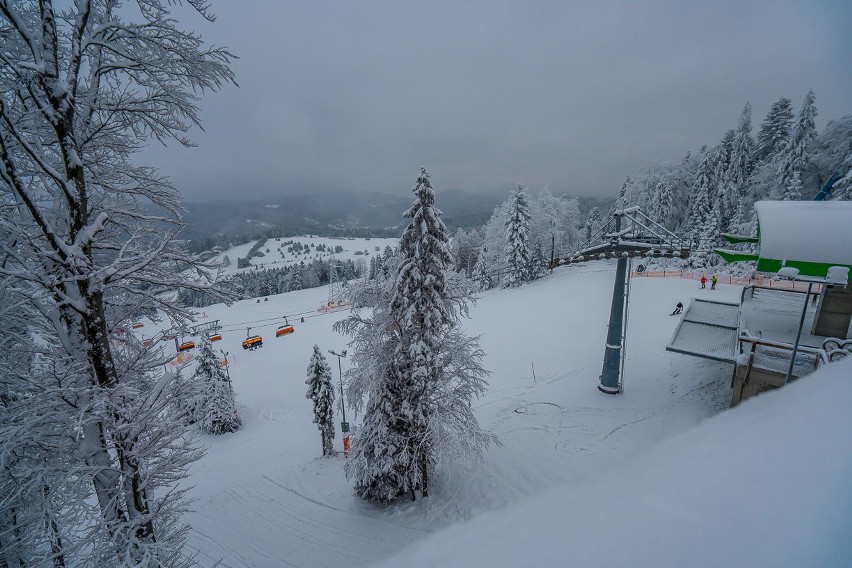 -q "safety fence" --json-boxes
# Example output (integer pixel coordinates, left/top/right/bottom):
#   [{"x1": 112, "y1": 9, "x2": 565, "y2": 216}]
[{"x1": 631, "y1": 270, "x2": 823, "y2": 292}]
